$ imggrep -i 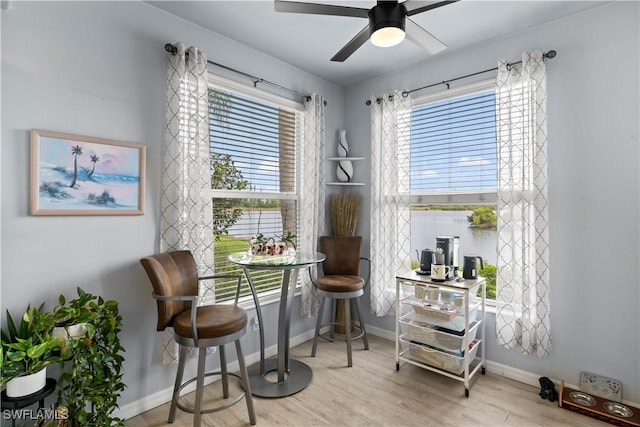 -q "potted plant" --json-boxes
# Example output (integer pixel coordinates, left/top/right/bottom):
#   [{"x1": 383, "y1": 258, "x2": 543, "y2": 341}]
[
  {"x1": 53, "y1": 287, "x2": 125, "y2": 427},
  {"x1": 0, "y1": 304, "x2": 62, "y2": 397}
]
